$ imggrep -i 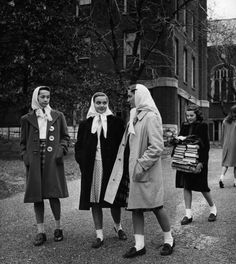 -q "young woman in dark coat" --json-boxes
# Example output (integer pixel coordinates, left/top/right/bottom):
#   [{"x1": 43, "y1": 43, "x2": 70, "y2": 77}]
[
  {"x1": 74, "y1": 92, "x2": 128, "y2": 248},
  {"x1": 175, "y1": 104, "x2": 217, "y2": 225},
  {"x1": 20, "y1": 86, "x2": 70, "y2": 246}
]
